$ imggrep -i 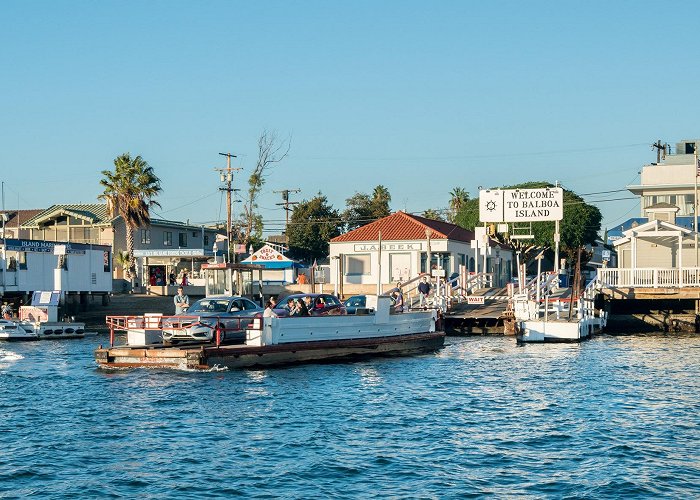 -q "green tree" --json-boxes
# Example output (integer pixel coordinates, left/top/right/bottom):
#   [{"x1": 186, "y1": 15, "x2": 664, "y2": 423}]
[
  {"x1": 422, "y1": 208, "x2": 445, "y2": 221},
  {"x1": 448, "y1": 187, "x2": 470, "y2": 223},
  {"x1": 454, "y1": 181, "x2": 602, "y2": 264},
  {"x1": 342, "y1": 185, "x2": 392, "y2": 231},
  {"x1": 371, "y1": 185, "x2": 391, "y2": 218},
  {"x1": 287, "y1": 194, "x2": 343, "y2": 261},
  {"x1": 99, "y1": 153, "x2": 162, "y2": 280}
]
